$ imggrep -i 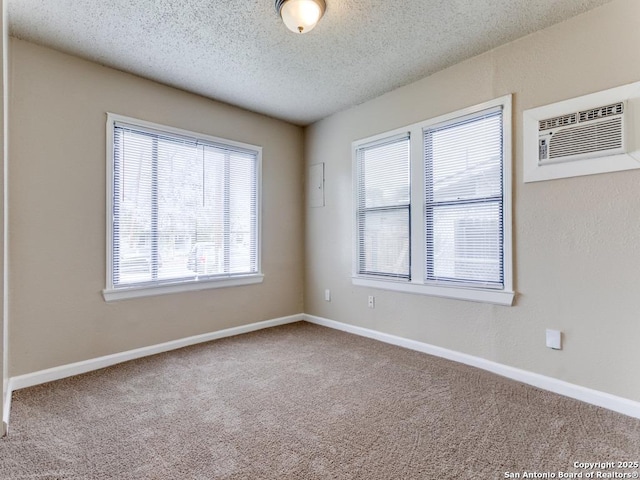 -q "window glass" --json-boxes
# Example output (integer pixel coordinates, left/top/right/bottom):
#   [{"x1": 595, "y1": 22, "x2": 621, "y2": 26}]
[
  {"x1": 106, "y1": 115, "x2": 261, "y2": 299},
  {"x1": 425, "y1": 108, "x2": 504, "y2": 287},
  {"x1": 355, "y1": 135, "x2": 410, "y2": 279}
]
